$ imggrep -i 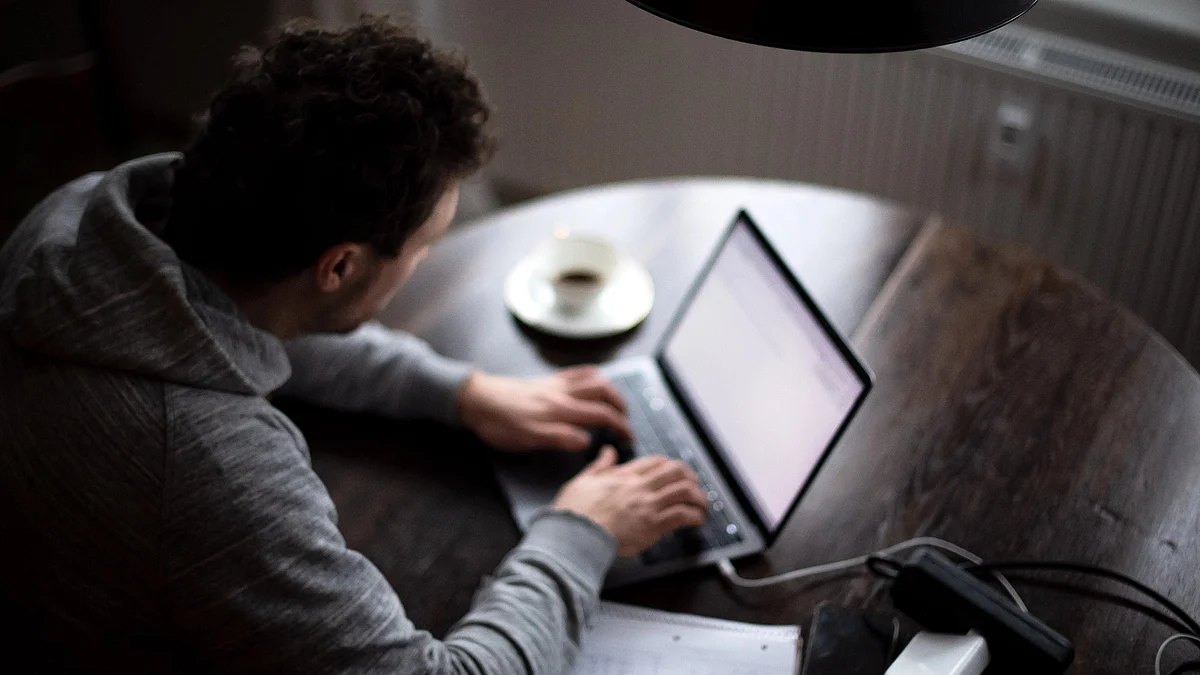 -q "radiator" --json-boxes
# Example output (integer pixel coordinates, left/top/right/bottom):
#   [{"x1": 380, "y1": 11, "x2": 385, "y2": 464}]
[{"x1": 438, "y1": 1, "x2": 1200, "y2": 365}]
